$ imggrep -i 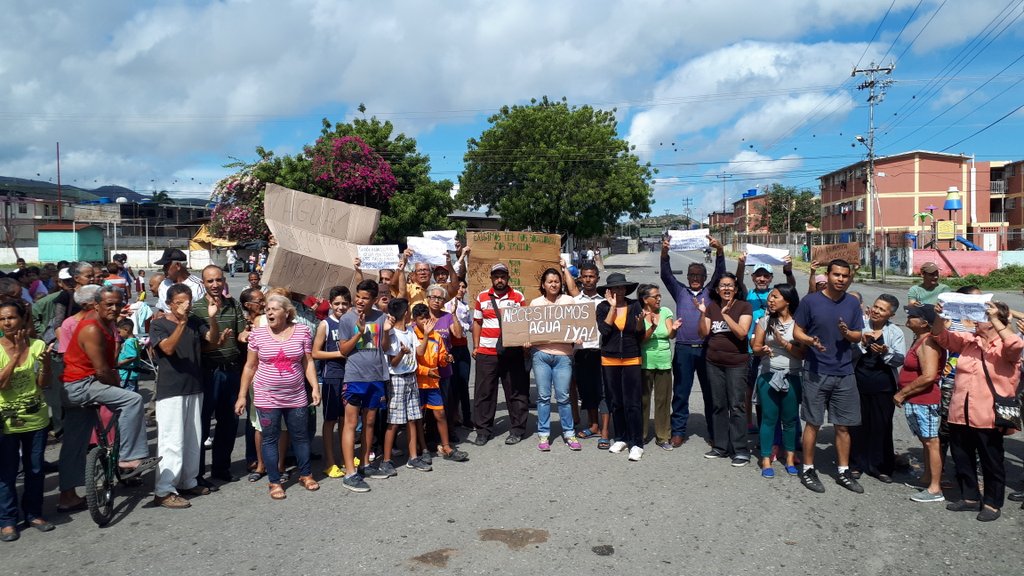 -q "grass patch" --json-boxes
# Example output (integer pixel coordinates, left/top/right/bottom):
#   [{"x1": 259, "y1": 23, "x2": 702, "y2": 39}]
[{"x1": 946, "y1": 265, "x2": 1024, "y2": 290}]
